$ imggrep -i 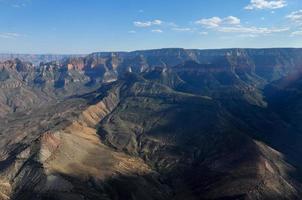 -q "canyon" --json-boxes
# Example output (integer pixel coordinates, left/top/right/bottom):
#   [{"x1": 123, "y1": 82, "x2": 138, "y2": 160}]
[{"x1": 0, "y1": 48, "x2": 302, "y2": 199}]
